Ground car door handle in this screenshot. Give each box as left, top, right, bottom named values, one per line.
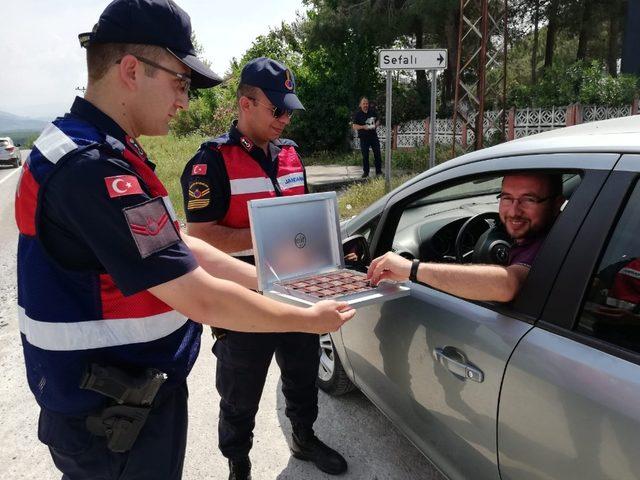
left=434, top=347, right=484, bottom=383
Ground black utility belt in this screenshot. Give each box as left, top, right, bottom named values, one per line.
left=80, top=364, right=168, bottom=453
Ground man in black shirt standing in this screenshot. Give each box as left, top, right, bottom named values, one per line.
left=352, top=96, right=382, bottom=178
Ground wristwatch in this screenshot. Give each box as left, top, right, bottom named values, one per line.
left=409, top=259, right=421, bottom=283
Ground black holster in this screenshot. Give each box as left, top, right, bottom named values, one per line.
left=86, top=405, right=150, bottom=453
left=80, top=364, right=167, bottom=453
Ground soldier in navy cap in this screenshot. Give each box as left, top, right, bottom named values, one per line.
left=16, top=3, right=354, bottom=479
left=180, top=57, right=349, bottom=479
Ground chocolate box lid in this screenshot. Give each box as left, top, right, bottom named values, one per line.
left=248, top=192, right=344, bottom=292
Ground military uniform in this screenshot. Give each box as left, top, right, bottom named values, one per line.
left=17, top=97, right=200, bottom=478
left=181, top=122, right=319, bottom=461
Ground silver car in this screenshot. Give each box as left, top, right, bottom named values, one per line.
left=320, top=115, right=640, bottom=480
left=0, top=137, right=22, bottom=168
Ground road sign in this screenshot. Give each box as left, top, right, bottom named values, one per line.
left=378, top=49, right=448, bottom=189
left=378, top=49, right=447, bottom=70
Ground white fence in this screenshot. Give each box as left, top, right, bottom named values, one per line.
left=352, top=102, right=638, bottom=150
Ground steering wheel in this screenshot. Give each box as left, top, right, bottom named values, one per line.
left=454, top=212, right=511, bottom=265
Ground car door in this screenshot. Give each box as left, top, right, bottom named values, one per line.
left=339, top=154, right=618, bottom=480
left=498, top=154, right=640, bottom=480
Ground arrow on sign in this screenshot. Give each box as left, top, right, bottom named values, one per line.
left=438, top=54, right=444, bottom=65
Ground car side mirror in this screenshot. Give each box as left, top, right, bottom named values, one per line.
left=343, top=234, right=371, bottom=272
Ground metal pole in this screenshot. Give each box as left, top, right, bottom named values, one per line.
left=385, top=70, right=392, bottom=192
left=429, top=69, right=437, bottom=169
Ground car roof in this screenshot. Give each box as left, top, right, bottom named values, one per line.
left=345, top=115, right=640, bottom=231
left=408, top=115, right=640, bottom=185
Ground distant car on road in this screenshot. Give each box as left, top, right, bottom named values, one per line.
left=0, top=137, right=22, bottom=168
left=321, top=115, right=640, bottom=480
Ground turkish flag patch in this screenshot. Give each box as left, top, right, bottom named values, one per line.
left=105, top=175, right=144, bottom=198
left=123, top=197, right=180, bottom=258
left=192, top=164, right=207, bottom=175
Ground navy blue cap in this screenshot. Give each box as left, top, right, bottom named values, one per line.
left=240, top=57, right=304, bottom=111
left=79, top=0, right=221, bottom=89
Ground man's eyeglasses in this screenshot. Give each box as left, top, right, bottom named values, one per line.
left=117, top=55, right=191, bottom=94
left=497, top=193, right=555, bottom=208
left=247, top=97, right=294, bottom=119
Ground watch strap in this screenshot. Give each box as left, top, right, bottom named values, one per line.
left=409, top=258, right=420, bottom=283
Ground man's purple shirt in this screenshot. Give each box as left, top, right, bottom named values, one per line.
left=509, top=235, right=545, bottom=268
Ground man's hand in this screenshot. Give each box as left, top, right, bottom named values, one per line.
left=305, top=301, right=356, bottom=333
left=367, top=252, right=412, bottom=286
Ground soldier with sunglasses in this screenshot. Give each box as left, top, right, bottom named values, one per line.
left=180, top=57, right=348, bottom=480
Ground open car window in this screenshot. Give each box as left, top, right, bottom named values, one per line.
left=392, top=171, right=580, bottom=265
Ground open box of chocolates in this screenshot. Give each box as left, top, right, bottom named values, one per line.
left=279, top=270, right=374, bottom=300
left=248, top=192, right=410, bottom=308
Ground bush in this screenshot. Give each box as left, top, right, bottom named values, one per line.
left=508, top=60, right=639, bottom=108
left=171, top=87, right=235, bottom=138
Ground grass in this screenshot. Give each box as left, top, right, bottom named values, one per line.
left=139, top=133, right=451, bottom=222
left=139, top=133, right=207, bottom=220
left=338, top=174, right=414, bottom=218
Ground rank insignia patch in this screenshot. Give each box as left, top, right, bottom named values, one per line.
left=192, top=164, right=207, bottom=175
left=123, top=197, right=180, bottom=258
left=240, top=136, right=253, bottom=151
left=188, top=180, right=211, bottom=210
left=125, top=135, right=147, bottom=159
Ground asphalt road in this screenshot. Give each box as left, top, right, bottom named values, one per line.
left=0, top=150, right=444, bottom=479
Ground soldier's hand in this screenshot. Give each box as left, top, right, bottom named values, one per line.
left=305, top=300, right=355, bottom=333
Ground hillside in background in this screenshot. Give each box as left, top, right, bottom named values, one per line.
left=0, top=111, right=47, bottom=134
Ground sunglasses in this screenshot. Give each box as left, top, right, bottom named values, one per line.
left=117, top=55, right=191, bottom=94
left=247, top=97, right=294, bottom=119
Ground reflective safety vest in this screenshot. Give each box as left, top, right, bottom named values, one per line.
left=606, top=258, right=640, bottom=312
left=15, top=119, right=201, bottom=415
left=207, top=137, right=306, bottom=230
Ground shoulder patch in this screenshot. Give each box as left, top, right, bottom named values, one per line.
left=123, top=197, right=180, bottom=258
left=187, top=180, right=211, bottom=210
left=105, top=175, right=144, bottom=198
left=192, top=164, right=207, bottom=176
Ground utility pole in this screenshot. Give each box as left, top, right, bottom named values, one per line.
left=452, top=0, right=508, bottom=155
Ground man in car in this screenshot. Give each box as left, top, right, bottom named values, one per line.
left=367, top=172, right=565, bottom=302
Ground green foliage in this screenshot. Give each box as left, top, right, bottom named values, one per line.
left=171, top=87, right=235, bottom=138
left=2, top=131, right=40, bottom=147
left=508, top=60, right=639, bottom=107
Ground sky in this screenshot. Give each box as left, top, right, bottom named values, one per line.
left=0, top=0, right=306, bottom=119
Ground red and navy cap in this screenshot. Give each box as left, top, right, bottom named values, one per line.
left=240, top=57, right=305, bottom=111
left=78, top=0, right=222, bottom=89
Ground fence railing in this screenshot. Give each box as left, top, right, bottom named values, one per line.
left=352, top=99, right=639, bottom=150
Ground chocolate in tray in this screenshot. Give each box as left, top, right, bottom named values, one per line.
left=278, top=269, right=374, bottom=299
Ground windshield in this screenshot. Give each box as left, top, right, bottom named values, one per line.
left=407, top=176, right=503, bottom=208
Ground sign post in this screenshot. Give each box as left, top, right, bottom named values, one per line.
left=384, top=70, right=393, bottom=192
left=378, top=49, right=447, bottom=190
